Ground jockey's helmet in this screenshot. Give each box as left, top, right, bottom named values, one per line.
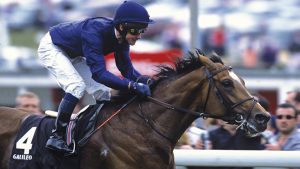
left=113, top=1, right=154, bottom=42
left=113, top=1, right=154, bottom=26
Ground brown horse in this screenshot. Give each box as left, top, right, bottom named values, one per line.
left=0, top=50, right=270, bottom=169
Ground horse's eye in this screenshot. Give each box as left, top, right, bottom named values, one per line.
left=221, top=80, right=233, bottom=88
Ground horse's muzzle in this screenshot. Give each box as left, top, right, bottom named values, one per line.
left=254, top=113, right=270, bottom=125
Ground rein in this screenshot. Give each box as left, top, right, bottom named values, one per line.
left=78, top=96, right=137, bottom=146
left=136, top=65, right=257, bottom=144
left=139, top=96, right=207, bottom=145
left=145, top=65, right=256, bottom=122
left=84, top=65, right=257, bottom=145
left=147, top=96, right=204, bottom=118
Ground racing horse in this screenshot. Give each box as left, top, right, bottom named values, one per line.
left=0, top=50, right=270, bottom=169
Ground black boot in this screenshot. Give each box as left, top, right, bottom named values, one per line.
left=46, top=133, right=73, bottom=153
left=46, top=98, right=77, bottom=153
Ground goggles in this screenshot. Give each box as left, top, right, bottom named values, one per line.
left=127, top=28, right=147, bottom=35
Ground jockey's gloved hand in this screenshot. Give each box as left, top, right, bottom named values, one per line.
left=129, top=82, right=151, bottom=97
left=136, top=75, right=154, bottom=86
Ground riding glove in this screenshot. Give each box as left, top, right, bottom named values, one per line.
left=129, top=82, right=151, bottom=97
left=137, top=75, right=154, bottom=86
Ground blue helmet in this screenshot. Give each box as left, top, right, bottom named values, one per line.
left=114, top=1, right=154, bottom=25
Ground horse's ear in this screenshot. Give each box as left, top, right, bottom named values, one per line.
left=195, top=50, right=216, bottom=69
left=209, top=52, right=224, bottom=64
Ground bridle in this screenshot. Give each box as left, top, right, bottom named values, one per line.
left=146, top=65, right=256, bottom=123
left=137, top=65, right=257, bottom=144
left=202, top=66, right=257, bottom=124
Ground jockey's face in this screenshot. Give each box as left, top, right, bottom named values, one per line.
left=125, top=31, right=142, bottom=45
left=118, top=24, right=146, bottom=45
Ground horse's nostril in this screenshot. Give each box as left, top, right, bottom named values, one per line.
left=255, top=114, right=270, bottom=124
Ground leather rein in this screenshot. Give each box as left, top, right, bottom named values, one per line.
left=87, top=65, right=256, bottom=145
left=146, top=66, right=256, bottom=123
left=137, top=66, right=257, bottom=144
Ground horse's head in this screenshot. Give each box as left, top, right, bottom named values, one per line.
left=196, top=51, right=270, bottom=136
left=153, top=49, right=270, bottom=137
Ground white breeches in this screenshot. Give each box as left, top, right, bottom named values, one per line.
left=38, top=32, right=111, bottom=101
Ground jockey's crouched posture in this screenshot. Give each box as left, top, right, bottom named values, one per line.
left=38, top=1, right=154, bottom=153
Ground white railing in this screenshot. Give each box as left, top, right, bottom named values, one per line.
left=174, top=150, right=300, bottom=167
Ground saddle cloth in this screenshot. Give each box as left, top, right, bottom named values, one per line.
left=9, top=115, right=62, bottom=169
left=9, top=103, right=102, bottom=169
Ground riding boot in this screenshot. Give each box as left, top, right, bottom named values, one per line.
left=46, top=94, right=79, bottom=153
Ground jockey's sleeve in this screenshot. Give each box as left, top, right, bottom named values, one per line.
left=82, top=29, right=141, bottom=90
left=82, top=37, right=132, bottom=90
left=114, top=50, right=141, bottom=80
left=93, top=69, right=131, bottom=90
left=85, top=50, right=131, bottom=90
left=86, top=52, right=132, bottom=90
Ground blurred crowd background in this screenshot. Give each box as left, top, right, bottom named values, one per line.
left=2, top=1, right=300, bottom=169
left=1, top=0, right=300, bottom=112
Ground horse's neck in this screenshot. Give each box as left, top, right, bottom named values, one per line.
left=144, top=69, right=208, bottom=144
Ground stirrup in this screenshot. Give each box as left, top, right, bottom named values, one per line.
left=65, top=139, right=77, bottom=157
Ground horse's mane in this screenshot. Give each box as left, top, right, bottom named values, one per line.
left=110, top=49, right=224, bottom=103
left=154, top=49, right=224, bottom=81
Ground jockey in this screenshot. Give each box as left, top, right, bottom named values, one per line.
left=38, top=1, right=154, bottom=153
